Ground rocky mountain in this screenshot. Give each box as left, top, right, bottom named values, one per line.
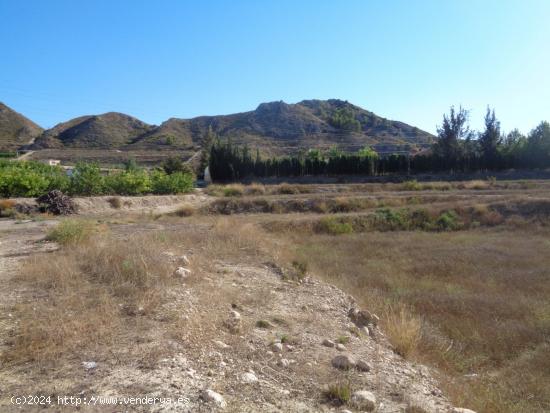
left=19, top=99, right=434, bottom=155
left=0, top=103, right=44, bottom=151
left=133, top=99, right=434, bottom=154
left=31, top=112, right=154, bottom=149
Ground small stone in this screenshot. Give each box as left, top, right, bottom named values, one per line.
left=331, top=354, right=356, bottom=370
left=340, top=410, right=353, bottom=413
left=241, top=372, right=258, bottom=383
left=224, top=310, right=241, bottom=333
left=452, top=409, right=477, bottom=413
left=271, top=342, right=283, bottom=353
left=336, top=343, right=347, bottom=351
left=322, top=338, right=335, bottom=348
left=356, top=360, right=371, bottom=372
left=351, top=390, right=376, bottom=411
left=82, top=361, right=97, bottom=370
left=174, top=267, right=191, bottom=278
left=213, top=340, right=230, bottom=349
left=181, top=255, right=190, bottom=264
left=201, top=389, right=226, bottom=408
left=278, top=358, right=290, bottom=368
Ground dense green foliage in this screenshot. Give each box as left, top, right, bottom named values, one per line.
left=0, top=160, right=195, bottom=198
left=209, top=108, right=550, bottom=181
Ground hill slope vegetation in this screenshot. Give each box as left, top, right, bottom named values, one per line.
left=0, top=103, right=43, bottom=151
left=22, top=99, right=433, bottom=155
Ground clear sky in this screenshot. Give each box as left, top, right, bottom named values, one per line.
left=1, top=0, right=548, bottom=134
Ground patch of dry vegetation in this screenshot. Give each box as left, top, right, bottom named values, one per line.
left=285, top=226, right=550, bottom=413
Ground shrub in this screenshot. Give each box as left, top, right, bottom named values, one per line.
left=104, top=169, right=151, bottom=195
left=276, top=183, right=300, bottom=194
left=246, top=183, right=265, bottom=195
left=0, top=161, right=69, bottom=197
left=383, top=305, right=422, bottom=358
left=436, top=210, right=461, bottom=231
left=255, top=320, right=272, bottom=329
left=151, top=171, right=194, bottom=194
left=46, top=220, right=97, bottom=245
left=374, top=208, right=407, bottom=230
left=108, top=197, right=122, bottom=209
left=223, top=184, right=244, bottom=197
left=402, top=180, right=422, bottom=191
left=69, top=162, right=104, bottom=195
left=318, top=217, right=354, bottom=235
left=291, top=260, right=308, bottom=279
left=173, top=204, right=195, bottom=217
left=324, top=382, right=351, bottom=405
left=0, top=199, right=16, bottom=217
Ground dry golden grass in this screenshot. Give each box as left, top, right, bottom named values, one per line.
left=382, top=305, right=422, bottom=358
left=283, top=225, right=550, bottom=413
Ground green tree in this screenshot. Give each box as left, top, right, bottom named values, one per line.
left=199, top=126, right=216, bottom=177
left=478, top=107, right=501, bottom=169
left=434, top=106, right=473, bottom=168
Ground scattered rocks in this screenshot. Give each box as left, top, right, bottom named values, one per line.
left=356, top=360, right=371, bottom=372
left=452, top=408, right=477, bottom=413
left=174, top=267, right=191, bottom=278
left=201, top=389, right=226, bottom=408
left=348, top=307, right=379, bottom=327
left=213, top=340, right=230, bottom=349
left=351, top=390, right=377, bottom=411
left=331, top=354, right=356, bottom=370
left=82, top=361, right=97, bottom=370
left=224, top=310, right=241, bottom=333
left=336, top=343, right=347, bottom=351
left=241, top=372, right=258, bottom=383
left=322, top=338, right=335, bottom=348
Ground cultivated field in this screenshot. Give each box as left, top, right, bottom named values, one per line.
left=0, top=178, right=549, bottom=412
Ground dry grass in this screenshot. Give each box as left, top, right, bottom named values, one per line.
left=382, top=305, right=422, bottom=358
left=107, top=196, right=122, bottom=209
left=0, top=199, right=16, bottom=217
left=173, top=203, right=195, bottom=217
left=284, top=226, right=550, bottom=413
left=45, top=219, right=100, bottom=245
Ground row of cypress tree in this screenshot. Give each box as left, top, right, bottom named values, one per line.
left=206, top=107, right=550, bottom=181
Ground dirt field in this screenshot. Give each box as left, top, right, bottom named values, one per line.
left=1, top=179, right=549, bottom=412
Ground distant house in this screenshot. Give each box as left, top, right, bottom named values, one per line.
left=41, top=159, right=61, bottom=166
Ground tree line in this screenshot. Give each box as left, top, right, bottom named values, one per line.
left=206, top=107, right=550, bottom=181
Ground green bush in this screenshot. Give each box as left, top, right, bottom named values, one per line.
left=151, top=171, right=194, bottom=194
left=69, top=162, right=104, bottom=196
left=105, top=169, right=151, bottom=195
left=318, top=217, right=354, bottom=235
left=436, top=210, right=461, bottom=230
left=402, top=180, right=422, bottom=191
left=0, top=161, right=69, bottom=197
left=374, top=208, right=407, bottom=230
left=46, top=220, right=96, bottom=245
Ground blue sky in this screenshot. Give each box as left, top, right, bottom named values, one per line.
left=0, top=0, right=548, bottom=134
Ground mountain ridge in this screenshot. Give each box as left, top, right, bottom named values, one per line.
left=1, top=100, right=435, bottom=154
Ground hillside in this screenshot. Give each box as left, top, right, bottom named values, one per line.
left=134, top=99, right=434, bottom=154
left=31, top=112, right=155, bottom=149
left=27, top=100, right=434, bottom=155
left=0, top=103, right=43, bottom=151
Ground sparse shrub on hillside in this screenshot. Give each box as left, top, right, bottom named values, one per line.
left=246, top=183, right=266, bottom=195
left=436, top=210, right=461, bottom=231
left=108, top=197, right=122, bottom=209
left=323, top=382, right=352, bottom=405
left=173, top=204, right=195, bottom=217
left=383, top=305, right=422, bottom=358
left=402, top=180, right=422, bottom=191
left=276, top=183, right=300, bottom=194
left=374, top=208, right=407, bottom=230
left=0, top=199, right=16, bottom=217
left=223, top=184, right=244, bottom=197
left=318, top=217, right=354, bottom=235
left=46, top=219, right=97, bottom=245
